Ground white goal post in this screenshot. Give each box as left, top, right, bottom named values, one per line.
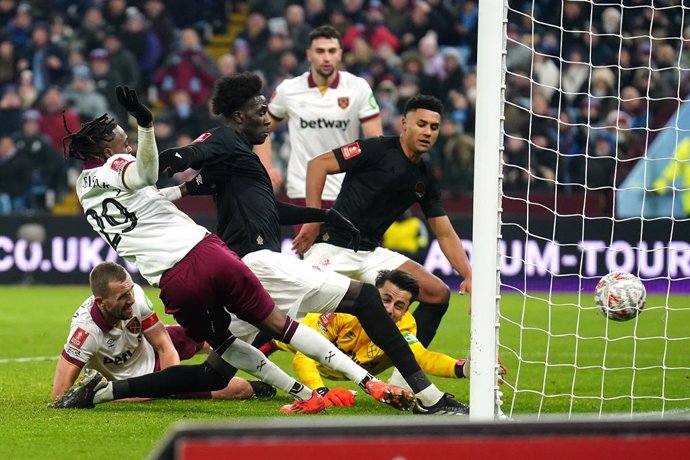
left=470, top=0, right=690, bottom=419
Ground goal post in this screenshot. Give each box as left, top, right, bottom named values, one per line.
left=470, top=0, right=690, bottom=419
left=470, top=0, right=507, bottom=420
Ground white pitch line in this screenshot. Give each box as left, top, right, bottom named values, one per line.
left=0, top=356, right=58, bottom=364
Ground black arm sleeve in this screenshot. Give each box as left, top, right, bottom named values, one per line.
left=275, top=200, right=328, bottom=225
left=158, top=144, right=206, bottom=175
left=185, top=172, right=216, bottom=196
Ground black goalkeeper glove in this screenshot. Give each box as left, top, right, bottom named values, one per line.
left=325, top=209, right=360, bottom=252
left=158, top=146, right=204, bottom=177
left=115, top=85, right=152, bottom=127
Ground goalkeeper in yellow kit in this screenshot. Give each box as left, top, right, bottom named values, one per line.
left=263, top=270, right=496, bottom=406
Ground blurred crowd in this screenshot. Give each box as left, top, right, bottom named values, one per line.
left=0, top=0, right=688, bottom=216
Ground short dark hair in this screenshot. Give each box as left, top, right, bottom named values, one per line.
left=374, top=269, right=420, bottom=303
left=403, top=95, right=444, bottom=116
left=89, top=262, right=128, bottom=297
left=211, top=71, right=263, bottom=118
left=308, top=25, right=342, bottom=48
left=62, top=113, right=117, bottom=162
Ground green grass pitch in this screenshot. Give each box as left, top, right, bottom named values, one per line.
left=0, top=286, right=688, bottom=459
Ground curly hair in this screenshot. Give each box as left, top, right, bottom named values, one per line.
left=211, top=72, right=263, bottom=118
left=375, top=269, right=420, bottom=303
left=403, top=95, right=444, bottom=116
left=62, top=113, right=117, bottom=162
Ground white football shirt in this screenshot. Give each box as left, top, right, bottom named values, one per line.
left=60, top=283, right=162, bottom=381
left=268, top=71, right=380, bottom=200
left=76, top=154, right=208, bottom=286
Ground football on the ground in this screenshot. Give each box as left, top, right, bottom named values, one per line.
left=594, top=272, right=646, bottom=321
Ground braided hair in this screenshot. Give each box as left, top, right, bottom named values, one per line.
left=62, top=113, right=117, bottom=162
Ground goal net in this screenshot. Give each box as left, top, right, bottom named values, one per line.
left=471, top=0, right=690, bottom=419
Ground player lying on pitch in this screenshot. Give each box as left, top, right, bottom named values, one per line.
left=51, top=262, right=277, bottom=403
left=262, top=269, right=506, bottom=406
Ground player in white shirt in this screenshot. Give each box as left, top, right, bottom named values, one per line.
left=51, top=86, right=384, bottom=413
left=51, top=262, right=274, bottom=401
left=256, top=25, right=382, bottom=204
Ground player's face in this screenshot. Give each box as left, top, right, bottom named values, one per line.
left=379, top=281, right=413, bottom=323
left=401, top=109, right=441, bottom=155
left=307, top=37, right=342, bottom=80
left=104, top=125, right=132, bottom=157
left=240, top=95, right=271, bottom=145
left=99, top=275, right=136, bottom=321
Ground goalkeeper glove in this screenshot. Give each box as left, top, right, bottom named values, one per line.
left=315, top=387, right=356, bottom=407
left=325, top=209, right=360, bottom=252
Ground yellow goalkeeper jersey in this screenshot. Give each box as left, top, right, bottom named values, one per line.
left=277, top=312, right=459, bottom=389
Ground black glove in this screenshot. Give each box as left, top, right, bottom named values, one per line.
left=158, top=146, right=205, bottom=177
left=116, top=85, right=152, bottom=127
left=325, top=209, right=360, bottom=252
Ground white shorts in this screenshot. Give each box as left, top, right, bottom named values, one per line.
left=304, top=243, right=409, bottom=285
left=228, top=249, right=351, bottom=343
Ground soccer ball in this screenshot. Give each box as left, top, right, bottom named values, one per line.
left=594, top=272, right=646, bottom=321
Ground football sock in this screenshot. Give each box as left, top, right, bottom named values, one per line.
left=284, top=320, right=370, bottom=385
left=219, top=336, right=313, bottom=400
left=343, top=283, right=433, bottom=393
left=412, top=302, right=449, bottom=347
left=111, top=361, right=232, bottom=400
left=415, top=384, right=445, bottom=407
left=94, top=382, right=113, bottom=404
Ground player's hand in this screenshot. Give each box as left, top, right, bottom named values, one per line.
left=325, top=209, right=360, bottom=252
left=459, top=276, right=472, bottom=295
left=115, top=85, right=152, bottom=127
left=321, top=387, right=356, bottom=407
left=292, top=222, right=320, bottom=255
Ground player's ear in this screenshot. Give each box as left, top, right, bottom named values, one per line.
left=232, top=111, right=243, bottom=124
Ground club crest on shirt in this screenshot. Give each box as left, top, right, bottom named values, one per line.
left=341, top=142, right=361, bottom=160
left=69, top=327, right=89, bottom=349
left=337, top=97, right=349, bottom=109
left=415, top=181, right=426, bottom=198
left=193, top=132, right=212, bottom=143
left=126, top=317, right=142, bottom=334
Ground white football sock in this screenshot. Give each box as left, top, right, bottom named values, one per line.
left=287, top=323, right=369, bottom=385
left=220, top=338, right=312, bottom=400
left=415, top=384, right=444, bottom=406
left=93, top=382, right=114, bottom=404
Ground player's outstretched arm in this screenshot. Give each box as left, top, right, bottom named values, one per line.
left=51, top=357, right=83, bottom=400
left=427, top=215, right=473, bottom=295
left=304, top=150, right=341, bottom=209
left=116, top=86, right=159, bottom=188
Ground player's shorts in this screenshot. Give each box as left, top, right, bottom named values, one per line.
left=304, top=243, right=410, bottom=284
left=158, top=234, right=275, bottom=343
left=228, top=249, right=351, bottom=343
